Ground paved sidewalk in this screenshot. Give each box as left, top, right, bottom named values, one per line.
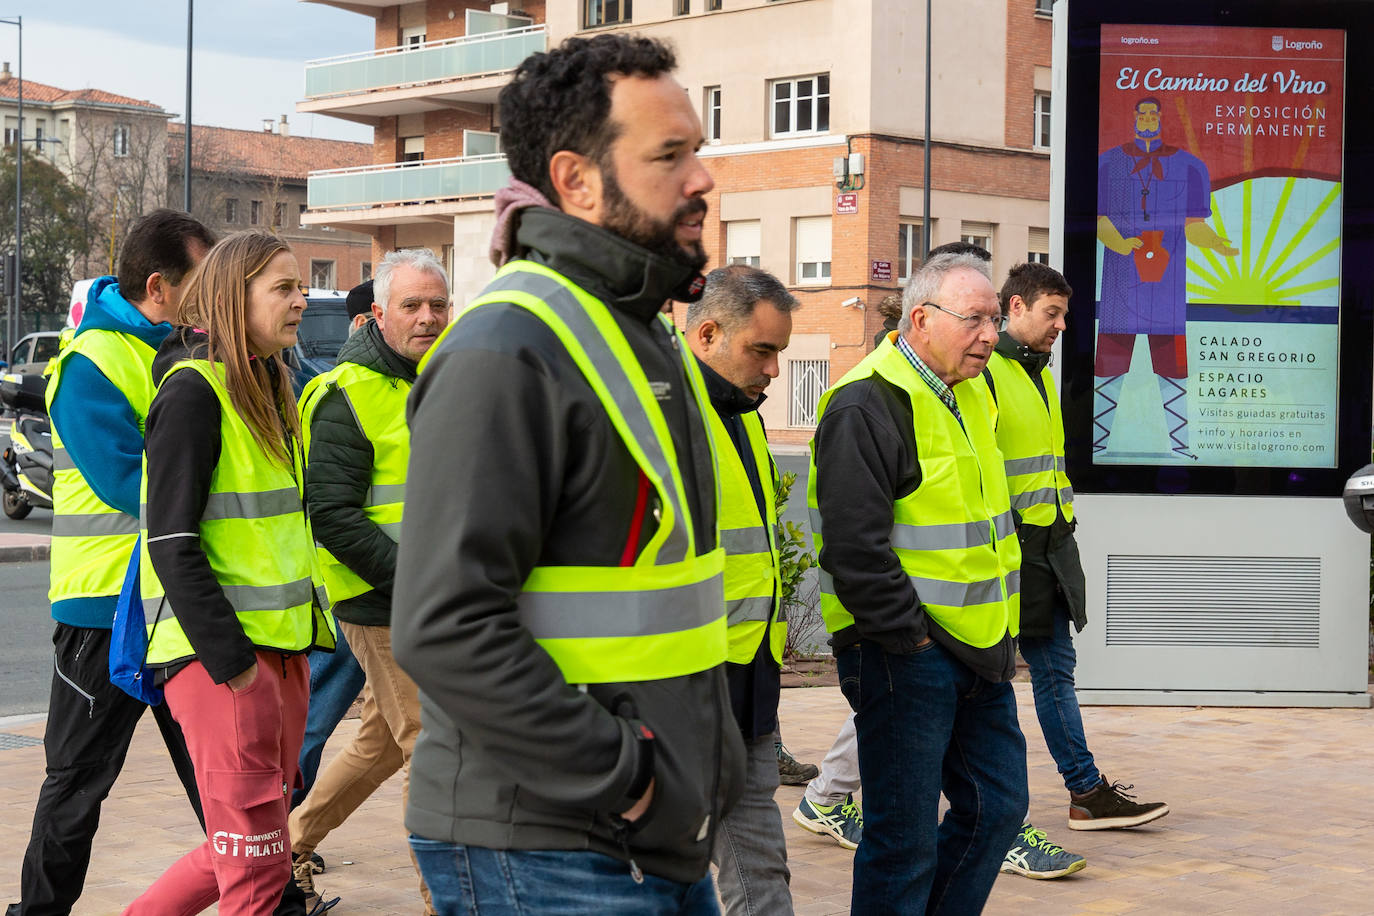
left=1, top=682, right=1371, bottom=914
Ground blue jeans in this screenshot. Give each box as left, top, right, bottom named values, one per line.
left=838, top=639, right=1027, bottom=915
left=291, top=624, right=366, bottom=808
left=1017, top=603, right=1101, bottom=795
left=409, top=840, right=720, bottom=915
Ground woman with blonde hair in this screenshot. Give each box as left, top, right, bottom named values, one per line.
left=123, top=230, right=336, bottom=915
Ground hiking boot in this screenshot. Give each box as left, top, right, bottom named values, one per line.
left=1000, top=823, right=1087, bottom=879
left=792, top=794, right=863, bottom=850
left=776, top=741, right=819, bottom=786
left=308, top=851, right=326, bottom=874
left=1068, top=777, right=1169, bottom=830
left=292, top=853, right=341, bottom=914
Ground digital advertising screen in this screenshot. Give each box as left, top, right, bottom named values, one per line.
left=1094, top=25, right=1344, bottom=469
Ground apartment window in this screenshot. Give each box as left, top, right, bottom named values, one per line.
left=706, top=0, right=722, bottom=9
left=789, top=359, right=829, bottom=428
left=401, top=26, right=427, bottom=49
left=675, top=0, right=689, bottom=14
left=704, top=86, right=722, bottom=143
left=402, top=136, right=425, bottom=164
left=311, top=259, right=337, bottom=290
left=1034, top=92, right=1052, bottom=149
left=1035, top=0, right=1054, bottom=15
left=250, top=200, right=263, bottom=226
left=274, top=202, right=288, bottom=228
left=361, top=261, right=373, bottom=282
left=726, top=220, right=761, bottom=268
left=898, top=220, right=925, bottom=282
left=113, top=123, right=130, bottom=157
left=4, top=116, right=17, bottom=147
left=58, top=118, right=71, bottom=147
left=961, top=222, right=993, bottom=257
left=1028, top=227, right=1050, bottom=265
left=299, top=203, right=309, bottom=222
left=771, top=74, right=829, bottom=138
left=795, top=216, right=832, bottom=284
left=585, top=0, right=632, bottom=27
left=224, top=198, right=239, bottom=223
left=34, top=119, right=44, bottom=148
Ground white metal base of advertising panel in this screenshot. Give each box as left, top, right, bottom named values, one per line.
left=1072, top=494, right=1371, bottom=708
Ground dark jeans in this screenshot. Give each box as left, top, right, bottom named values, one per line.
left=291, top=625, right=365, bottom=809
left=409, top=841, right=719, bottom=915
left=8, top=623, right=203, bottom=916
left=837, top=638, right=1027, bottom=916
left=1017, top=603, right=1101, bottom=796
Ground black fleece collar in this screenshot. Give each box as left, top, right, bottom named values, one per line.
left=516, top=208, right=706, bottom=325
left=697, top=357, right=765, bottom=418
left=995, top=330, right=1052, bottom=374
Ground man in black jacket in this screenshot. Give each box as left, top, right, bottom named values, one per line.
left=392, top=33, right=744, bottom=915
left=290, top=250, right=450, bottom=913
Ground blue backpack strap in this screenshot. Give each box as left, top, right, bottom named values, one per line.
left=109, top=536, right=163, bottom=705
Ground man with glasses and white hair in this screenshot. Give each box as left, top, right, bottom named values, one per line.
left=807, top=251, right=1027, bottom=913
left=289, top=248, right=451, bottom=913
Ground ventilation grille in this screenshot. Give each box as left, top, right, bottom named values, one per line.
left=1104, top=555, right=1320, bottom=648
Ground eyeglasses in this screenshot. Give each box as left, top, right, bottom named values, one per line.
left=921, top=301, right=1008, bottom=333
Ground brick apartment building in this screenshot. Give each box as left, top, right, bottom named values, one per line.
left=298, top=0, right=1053, bottom=443
left=168, top=121, right=373, bottom=291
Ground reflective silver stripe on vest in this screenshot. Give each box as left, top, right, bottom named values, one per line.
left=808, top=508, right=823, bottom=537
left=53, top=447, right=78, bottom=472
left=490, top=271, right=692, bottom=564
left=1059, top=485, right=1074, bottom=505
left=367, top=483, right=406, bottom=507
left=727, top=595, right=774, bottom=626
left=890, top=510, right=1015, bottom=551
left=721, top=526, right=770, bottom=555
left=202, top=488, right=302, bottom=521
left=51, top=512, right=139, bottom=538
left=518, top=575, right=722, bottom=639
left=377, top=520, right=402, bottom=540
left=145, top=576, right=315, bottom=619
left=821, top=569, right=1013, bottom=608
left=1003, top=453, right=1056, bottom=476
left=1010, top=487, right=1058, bottom=513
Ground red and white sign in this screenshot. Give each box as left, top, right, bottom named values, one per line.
left=870, top=260, right=893, bottom=282
left=835, top=193, right=859, bottom=215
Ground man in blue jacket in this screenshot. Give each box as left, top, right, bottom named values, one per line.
left=7, top=209, right=214, bottom=916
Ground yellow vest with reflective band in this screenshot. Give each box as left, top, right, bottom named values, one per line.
left=705, top=406, right=784, bottom=665
left=422, top=260, right=727, bottom=685
left=807, top=338, right=1020, bottom=647
left=985, top=351, right=1074, bottom=527
left=299, top=362, right=410, bottom=607
left=45, top=329, right=156, bottom=604
left=140, top=359, right=336, bottom=666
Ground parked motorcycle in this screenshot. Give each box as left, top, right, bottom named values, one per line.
left=1, top=372, right=53, bottom=520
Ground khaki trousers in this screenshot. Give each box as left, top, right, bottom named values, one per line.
left=288, top=620, right=433, bottom=913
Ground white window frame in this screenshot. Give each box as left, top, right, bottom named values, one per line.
left=961, top=222, right=993, bottom=258
left=1034, top=91, right=1052, bottom=150
left=726, top=220, right=761, bottom=268
left=674, top=0, right=689, bottom=15
left=1035, top=0, right=1054, bottom=16
left=585, top=0, right=632, bottom=28
left=401, top=26, right=427, bottom=49
left=310, top=259, right=337, bottom=290
left=789, top=359, right=830, bottom=428
left=770, top=74, right=830, bottom=139
left=112, top=123, right=130, bottom=158
left=898, top=220, right=925, bottom=282
left=1027, top=226, right=1050, bottom=265
left=795, top=216, right=832, bottom=285
left=704, top=86, right=722, bottom=143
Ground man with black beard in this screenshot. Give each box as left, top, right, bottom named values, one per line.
left=392, top=34, right=744, bottom=915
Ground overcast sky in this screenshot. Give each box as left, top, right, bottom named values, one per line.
left=4, top=1, right=374, bottom=143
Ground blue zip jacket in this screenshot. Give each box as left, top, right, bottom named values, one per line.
left=49, top=276, right=172, bottom=628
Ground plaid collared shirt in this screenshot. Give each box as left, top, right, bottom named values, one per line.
left=895, top=333, right=963, bottom=426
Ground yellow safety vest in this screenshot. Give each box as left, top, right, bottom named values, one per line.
left=299, top=362, right=409, bottom=607
left=807, top=337, right=1020, bottom=647
left=985, top=351, right=1075, bottom=527
left=140, top=359, right=336, bottom=665
left=46, top=330, right=155, bottom=604
left=422, top=260, right=727, bottom=684
left=705, top=406, right=785, bottom=665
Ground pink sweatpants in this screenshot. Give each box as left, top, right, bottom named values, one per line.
left=122, top=651, right=309, bottom=916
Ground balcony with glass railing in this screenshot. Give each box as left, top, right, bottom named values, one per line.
left=307, top=154, right=510, bottom=213
left=304, top=24, right=545, bottom=101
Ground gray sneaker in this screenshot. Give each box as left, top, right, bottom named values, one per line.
left=1001, top=823, right=1087, bottom=879
left=792, top=794, right=863, bottom=850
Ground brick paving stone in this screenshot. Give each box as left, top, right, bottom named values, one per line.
left=1, top=682, right=1372, bottom=913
